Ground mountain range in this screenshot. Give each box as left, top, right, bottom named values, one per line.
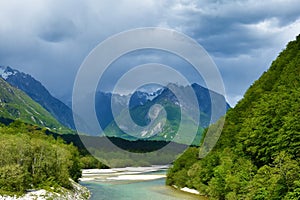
left=0, top=66, right=75, bottom=129
left=98, top=84, right=229, bottom=124
left=0, top=65, right=230, bottom=145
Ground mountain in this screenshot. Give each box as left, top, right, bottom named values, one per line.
left=95, top=92, right=129, bottom=130
left=95, top=88, right=164, bottom=130
left=166, top=35, right=300, bottom=199
left=103, top=83, right=230, bottom=145
left=129, top=88, right=164, bottom=108
left=0, top=77, right=66, bottom=131
left=149, top=83, right=230, bottom=127
left=0, top=66, right=75, bottom=129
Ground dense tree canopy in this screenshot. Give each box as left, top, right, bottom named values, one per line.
left=0, top=121, right=82, bottom=195
left=167, top=35, right=300, bottom=199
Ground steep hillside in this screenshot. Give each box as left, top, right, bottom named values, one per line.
left=0, top=66, right=75, bottom=129
left=0, top=78, right=66, bottom=131
left=166, top=35, right=300, bottom=199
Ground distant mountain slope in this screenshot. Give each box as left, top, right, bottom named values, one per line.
left=166, top=35, right=300, bottom=199
left=97, top=83, right=230, bottom=126
left=103, top=83, right=230, bottom=145
left=150, top=83, right=231, bottom=127
left=95, top=89, right=164, bottom=130
left=0, top=78, right=66, bottom=131
left=0, top=66, right=75, bottom=129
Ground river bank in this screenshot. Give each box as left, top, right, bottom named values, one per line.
left=0, top=179, right=90, bottom=200
left=0, top=166, right=205, bottom=200
left=80, top=165, right=169, bottom=182
left=80, top=165, right=207, bottom=200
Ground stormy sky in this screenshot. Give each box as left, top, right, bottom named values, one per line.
left=0, top=0, right=300, bottom=106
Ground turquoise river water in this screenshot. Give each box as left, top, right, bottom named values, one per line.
left=80, top=166, right=206, bottom=200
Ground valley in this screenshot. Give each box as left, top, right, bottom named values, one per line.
left=0, top=4, right=299, bottom=199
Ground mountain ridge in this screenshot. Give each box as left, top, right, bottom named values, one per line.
left=0, top=77, right=66, bottom=131
left=0, top=66, right=75, bottom=129
left=102, top=83, right=229, bottom=145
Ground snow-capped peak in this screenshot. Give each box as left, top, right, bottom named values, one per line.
left=145, top=88, right=164, bottom=101
left=136, top=87, right=164, bottom=101
left=0, top=66, right=17, bottom=80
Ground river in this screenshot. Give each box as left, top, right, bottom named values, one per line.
left=79, top=166, right=206, bottom=200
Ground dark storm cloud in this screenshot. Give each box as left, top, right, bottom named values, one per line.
left=0, top=0, right=299, bottom=106
left=38, top=19, right=77, bottom=43
left=161, top=0, right=300, bottom=56
left=158, top=0, right=300, bottom=105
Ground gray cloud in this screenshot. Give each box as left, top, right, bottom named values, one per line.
left=38, top=19, right=77, bottom=43
left=0, top=0, right=299, bottom=106
left=160, top=0, right=300, bottom=56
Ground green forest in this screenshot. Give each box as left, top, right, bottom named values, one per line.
left=166, top=35, right=300, bottom=199
left=0, top=72, right=108, bottom=196
left=0, top=120, right=105, bottom=196
left=0, top=121, right=81, bottom=195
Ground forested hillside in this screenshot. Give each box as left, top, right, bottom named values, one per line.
left=0, top=121, right=82, bottom=195
left=166, top=35, right=300, bottom=199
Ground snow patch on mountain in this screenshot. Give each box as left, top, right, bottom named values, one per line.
left=136, top=88, right=164, bottom=101
left=0, top=66, right=17, bottom=80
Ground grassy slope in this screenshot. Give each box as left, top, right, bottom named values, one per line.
left=0, top=78, right=69, bottom=132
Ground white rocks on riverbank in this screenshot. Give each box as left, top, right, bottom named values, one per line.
left=180, top=187, right=200, bottom=195
left=172, top=185, right=200, bottom=195
left=106, top=174, right=166, bottom=181
left=0, top=179, right=90, bottom=200
left=80, top=165, right=169, bottom=182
